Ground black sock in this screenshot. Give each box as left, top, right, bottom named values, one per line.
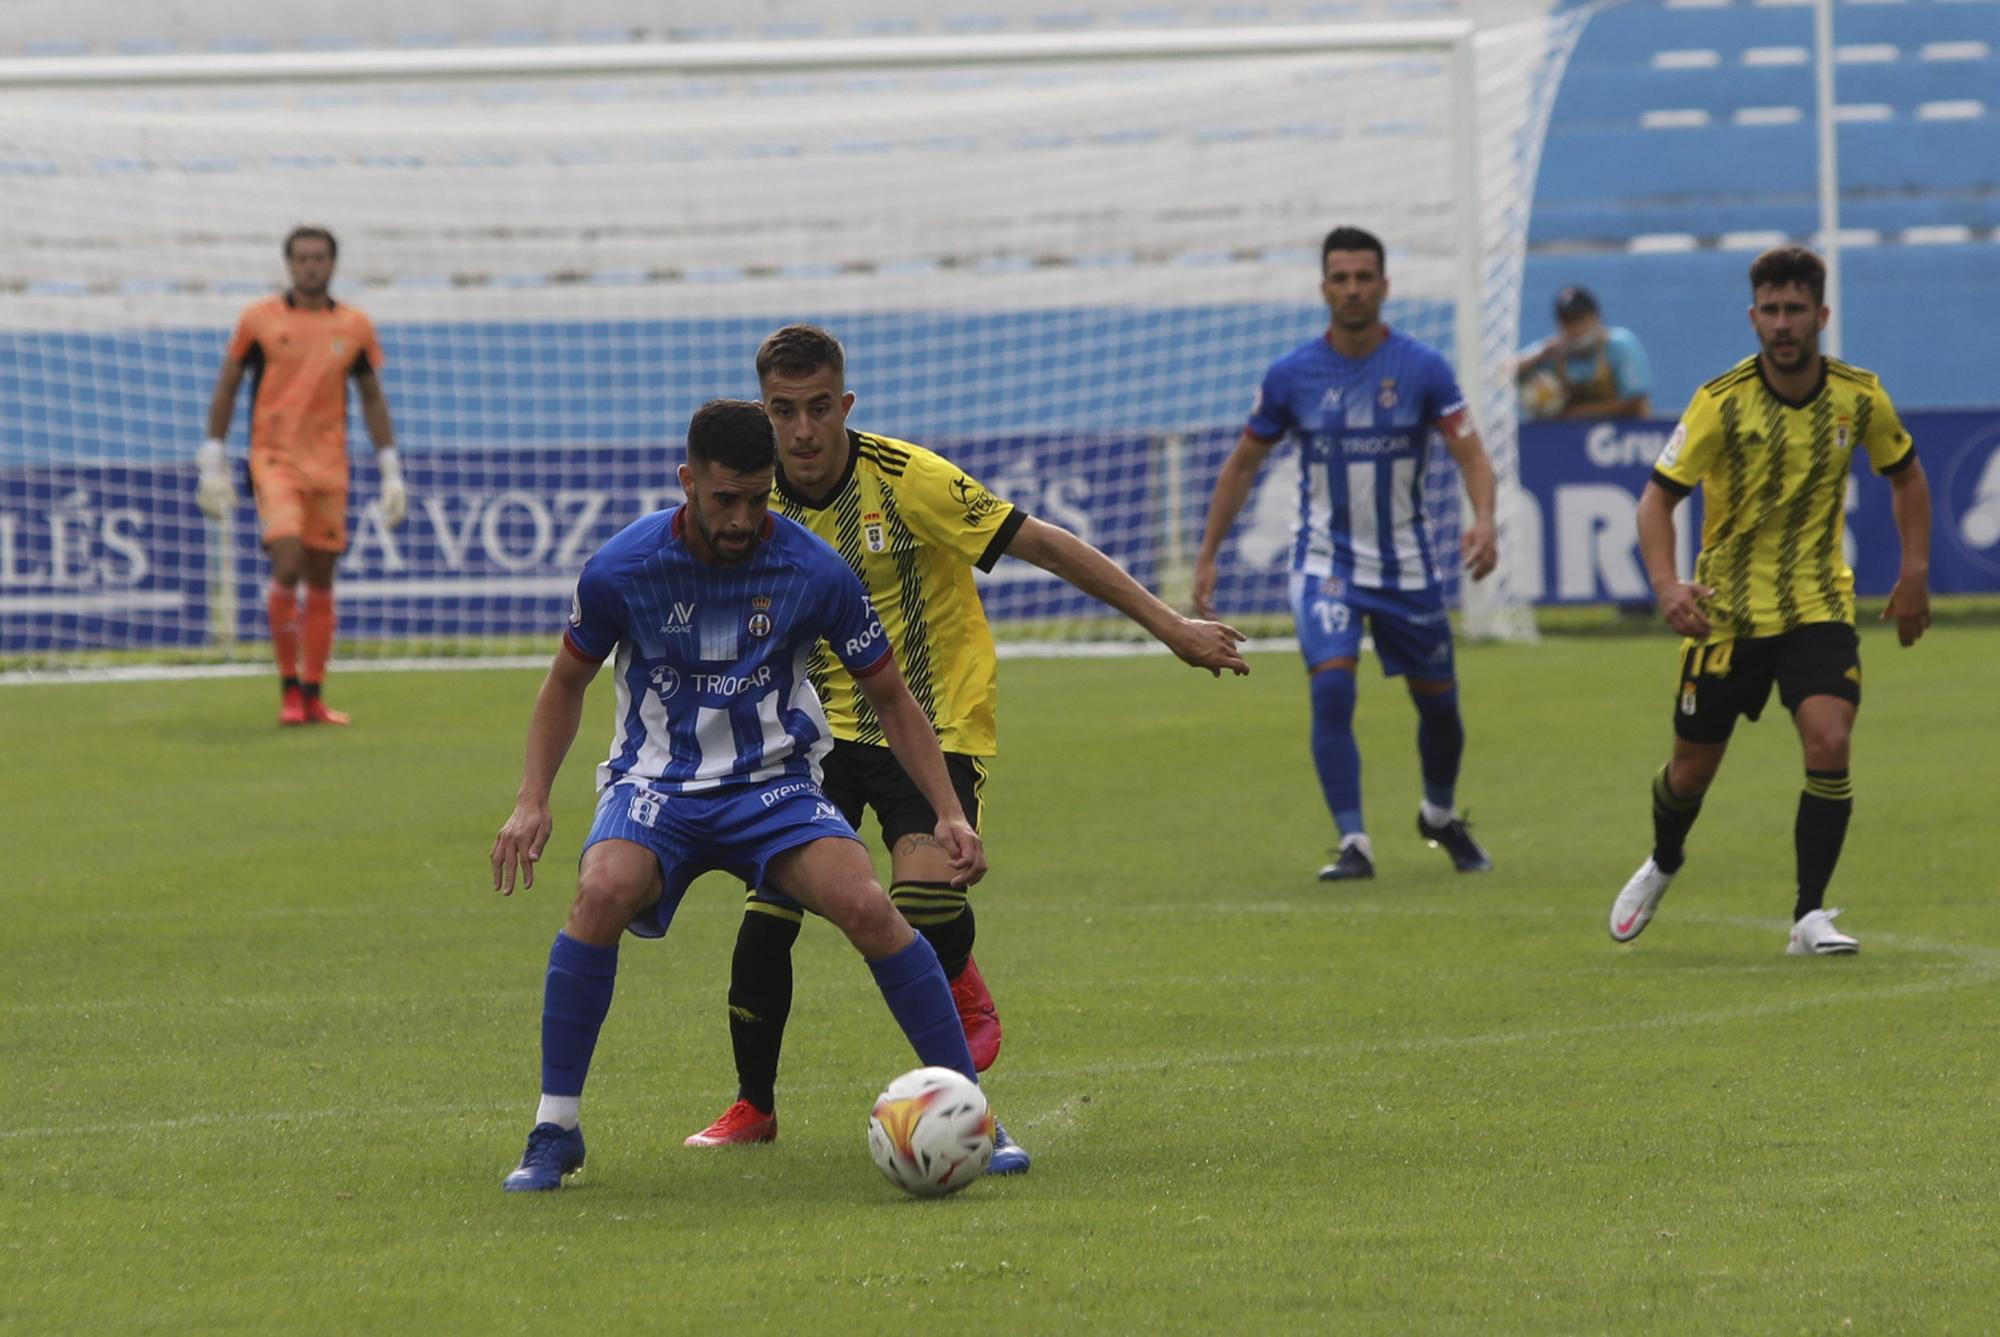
left=1651, top=764, right=1704, bottom=875
left=890, top=881, right=975, bottom=979
left=301, top=681, right=322, bottom=701
left=727, top=907, right=802, bottom=1113
left=281, top=676, right=301, bottom=695
left=1794, top=769, right=1854, bottom=920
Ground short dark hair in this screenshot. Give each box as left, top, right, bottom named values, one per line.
left=755, top=324, right=845, bottom=382
left=1748, top=246, right=1826, bottom=305
left=284, top=226, right=338, bottom=261
left=1321, top=226, right=1386, bottom=275
left=687, top=399, right=776, bottom=474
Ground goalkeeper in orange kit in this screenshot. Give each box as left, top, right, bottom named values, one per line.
left=195, top=226, right=406, bottom=725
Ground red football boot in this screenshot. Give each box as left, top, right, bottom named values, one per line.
left=684, top=1099, right=777, bottom=1147
left=950, top=956, right=1003, bottom=1073
left=303, top=695, right=350, bottom=726
left=278, top=684, right=307, bottom=726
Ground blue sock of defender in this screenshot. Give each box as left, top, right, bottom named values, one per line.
left=1412, top=685, right=1464, bottom=812
left=539, top=932, right=619, bottom=1115
left=1309, top=667, right=1365, bottom=836
left=867, top=934, right=976, bottom=1081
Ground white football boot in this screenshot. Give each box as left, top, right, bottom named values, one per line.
left=1609, top=857, right=1674, bottom=942
left=1787, top=907, right=1859, bottom=956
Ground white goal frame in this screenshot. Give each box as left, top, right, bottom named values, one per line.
left=1, top=19, right=1555, bottom=673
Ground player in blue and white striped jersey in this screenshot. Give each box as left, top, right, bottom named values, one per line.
left=1194, top=226, right=1500, bottom=883
left=489, top=399, right=987, bottom=1192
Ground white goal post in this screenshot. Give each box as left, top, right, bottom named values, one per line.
left=0, top=16, right=1583, bottom=670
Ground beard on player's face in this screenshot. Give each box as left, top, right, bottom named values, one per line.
left=682, top=462, right=772, bottom=564
left=691, top=498, right=758, bottom=561
left=1759, top=326, right=1816, bottom=370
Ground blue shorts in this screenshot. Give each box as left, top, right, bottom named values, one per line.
left=583, top=777, right=863, bottom=939
left=1288, top=573, right=1456, bottom=681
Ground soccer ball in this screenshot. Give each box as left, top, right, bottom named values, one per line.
left=1520, top=366, right=1570, bottom=420
left=867, top=1066, right=993, bottom=1197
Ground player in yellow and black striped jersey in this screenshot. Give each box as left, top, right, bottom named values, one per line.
left=1608, top=246, right=1933, bottom=958
left=682, top=325, right=1250, bottom=1165
left=1653, top=351, right=1913, bottom=639
left=776, top=427, right=1016, bottom=757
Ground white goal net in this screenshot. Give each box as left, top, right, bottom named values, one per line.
left=0, top=16, right=1583, bottom=670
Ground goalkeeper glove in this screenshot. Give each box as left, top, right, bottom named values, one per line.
left=195, top=438, right=235, bottom=521
left=376, top=447, right=408, bottom=528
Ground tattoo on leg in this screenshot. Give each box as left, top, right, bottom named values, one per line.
left=895, top=833, right=939, bottom=856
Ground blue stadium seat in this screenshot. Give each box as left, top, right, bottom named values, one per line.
left=1527, top=201, right=1816, bottom=249
left=1844, top=196, right=2000, bottom=236
left=1841, top=118, right=2000, bottom=193
left=1535, top=124, right=1817, bottom=204
left=1565, top=5, right=1809, bottom=66
left=1837, top=61, right=1999, bottom=111
left=1835, top=4, right=2000, bottom=48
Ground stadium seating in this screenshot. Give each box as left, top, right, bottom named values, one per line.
left=1526, top=0, right=2000, bottom=410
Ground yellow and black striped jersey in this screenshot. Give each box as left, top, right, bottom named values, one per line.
left=773, top=430, right=1025, bottom=755
left=1653, top=354, right=1914, bottom=641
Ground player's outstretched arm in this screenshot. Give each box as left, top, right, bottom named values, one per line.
left=1004, top=517, right=1248, bottom=676
left=1883, top=455, right=1933, bottom=648
left=1637, top=481, right=1713, bottom=640
left=1192, top=430, right=1278, bottom=620
left=853, top=657, right=987, bottom=888
left=492, top=648, right=600, bottom=895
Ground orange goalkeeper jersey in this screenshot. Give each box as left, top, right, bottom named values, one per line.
left=227, top=294, right=385, bottom=492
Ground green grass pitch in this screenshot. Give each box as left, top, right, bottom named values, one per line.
left=5, top=625, right=1996, bottom=1333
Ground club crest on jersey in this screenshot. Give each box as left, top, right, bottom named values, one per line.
left=746, top=596, right=773, bottom=639
left=649, top=665, right=681, bottom=699
left=1320, top=576, right=1346, bottom=598
left=1836, top=417, right=1851, bottom=451
left=331, top=339, right=346, bottom=355
left=1377, top=378, right=1398, bottom=411
left=863, top=512, right=886, bottom=553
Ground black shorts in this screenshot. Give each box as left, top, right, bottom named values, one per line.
left=745, top=740, right=987, bottom=908
left=819, top=739, right=986, bottom=845
left=1672, top=622, right=1862, bottom=745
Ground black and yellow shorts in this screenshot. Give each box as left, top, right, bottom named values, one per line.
left=1672, top=622, right=1862, bottom=745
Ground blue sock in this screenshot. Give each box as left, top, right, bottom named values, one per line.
left=866, top=934, right=976, bottom=1081
left=1412, top=685, right=1464, bottom=812
left=540, top=932, right=619, bottom=1099
left=1309, top=667, right=1364, bottom=836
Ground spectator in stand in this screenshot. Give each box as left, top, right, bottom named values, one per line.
left=1517, top=286, right=1653, bottom=421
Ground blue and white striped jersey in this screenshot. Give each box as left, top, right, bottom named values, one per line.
left=564, top=507, right=890, bottom=795
left=1246, top=328, right=1468, bottom=592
